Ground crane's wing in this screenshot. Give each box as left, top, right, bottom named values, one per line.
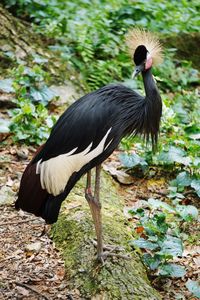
left=32, top=85, right=120, bottom=196
left=16, top=83, right=143, bottom=223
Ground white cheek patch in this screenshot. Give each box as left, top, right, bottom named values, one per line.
left=36, top=128, right=112, bottom=196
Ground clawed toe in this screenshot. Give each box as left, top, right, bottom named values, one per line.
left=92, top=240, right=124, bottom=251
left=92, top=239, right=131, bottom=263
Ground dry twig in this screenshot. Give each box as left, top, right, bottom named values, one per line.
left=0, top=217, right=42, bottom=226
left=14, top=281, right=50, bottom=300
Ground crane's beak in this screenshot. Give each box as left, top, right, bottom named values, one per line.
left=132, top=64, right=144, bottom=79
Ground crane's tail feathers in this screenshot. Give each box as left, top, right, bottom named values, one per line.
left=15, top=162, right=64, bottom=224
left=15, top=163, right=49, bottom=217
left=126, top=28, right=163, bottom=65
left=15, top=144, right=66, bottom=224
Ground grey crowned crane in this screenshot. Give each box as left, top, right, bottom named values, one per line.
left=15, top=29, right=163, bottom=262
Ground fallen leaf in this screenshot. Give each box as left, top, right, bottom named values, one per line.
left=103, top=164, right=134, bottom=184
left=183, top=246, right=200, bottom=257
left=193, top=257, right=200, bottom=267
left=16, top=286, right=29, bottom=296
left=136, top=226, right=145, bottom=234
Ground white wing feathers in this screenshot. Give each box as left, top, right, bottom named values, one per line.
left=36, top=128, right=112, bottom=196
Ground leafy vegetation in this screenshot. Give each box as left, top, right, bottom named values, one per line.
left=4, top=0, right=200, bottom=91
left=8, top=65, right=57, bottom=144
left=129, top=198, right=198, bottom=277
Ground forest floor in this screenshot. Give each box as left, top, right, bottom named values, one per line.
left=0, top=141, right=199, bottom=300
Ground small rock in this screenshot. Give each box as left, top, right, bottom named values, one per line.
left=16, top=148, right=29, bottom=160
left=0, top=186, right=16, bottom=206
left=25, top=241, right=42, bottom=253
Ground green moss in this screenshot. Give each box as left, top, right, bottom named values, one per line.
left=51, top=172, right=161, bottom=299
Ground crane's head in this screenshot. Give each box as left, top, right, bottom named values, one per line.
left=126, top=28, right=163, bottom=78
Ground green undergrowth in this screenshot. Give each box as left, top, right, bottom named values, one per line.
left=3, top=0, right=200, bottom=91
left=128, top=198, right=198, bottom=277
left=5, top=64, right=58, bottom=144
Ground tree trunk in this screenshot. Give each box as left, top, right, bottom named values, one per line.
left=51, top=172, right=161, bottom=300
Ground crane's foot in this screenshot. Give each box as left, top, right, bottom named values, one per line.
left=92, top=240, right=131, bottom=263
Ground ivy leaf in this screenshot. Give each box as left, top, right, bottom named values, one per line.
left=176, top=205, right=198, bottom=221
left=148, top=198, right=176, bottom=213
left=143, top=253, right=161, bottom=270
left=0, top=118, right=10, bottom=133
left=175, top=172, right=191, bottom=187
left=191, top=179, right=200, bottom=197
left=159, top=235, right=183, bottom=257
left=30, top=86, right=55, bottom=104
left=188, top=133, right=200, bottom=140
left=0, top=78, right=14, bottom=93
left=158, top=263, right=186, bottom=277
left=33, top=55, right=48, bottom=64
left=22, top=103, right=35, bottom=114
left=119, top=153, right=147, bottom=168
left=186, top=279, right=200, bottom=298
left=130, top=238, right=158, bottom=250
left=193, top=158, right=200, bottom=167
left=158, top=146, right=191, bottom=166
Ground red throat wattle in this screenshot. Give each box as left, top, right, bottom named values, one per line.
left=145, top=57, right=153, bottom=70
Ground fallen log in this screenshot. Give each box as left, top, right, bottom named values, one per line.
left=51, top=172, right=161, bottom=300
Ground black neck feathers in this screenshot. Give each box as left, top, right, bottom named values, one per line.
left=142, top=69, right=162, bottom=149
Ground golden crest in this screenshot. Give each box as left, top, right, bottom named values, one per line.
left=126, top=28, right=163, bottom=65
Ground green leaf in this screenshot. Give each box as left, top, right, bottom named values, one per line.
left=22, top=103, right=35, bottom=114
left=0, top=118, right=10, bottom=133
left=148, top=198, right=176, bottom=213
left=46, top=116, right=54, bottom=128
left=128, top=207, right=145, bottom=217
left=175, top=172, right=191, bottom=187
left=33, top=55, right=48, bottom=64
left=189, top=133, right=200, bottom=140
left=176, top=205, right=198, bottom=221
left=186, top=279, right=200, bottom=298
left=191, top=179, right=200, bottom=197
left=30, top=86, right=55, bottom=104
left=130, top=238, right=158, bottom=250
left=119, top=153, right=147, bottom=168
left=0, top=79, right=14, bottom=93
left=143, top=253, right=161, bottom=270
left=159, top=235, right=183, bottom=257
left=193, top=158, right=200, bottom=167
left=158, top=146, right=191, bottom=166
left=158, top=263, right=186, bottom=277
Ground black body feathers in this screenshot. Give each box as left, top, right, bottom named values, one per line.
left=16, top=74, right=162, bottom=224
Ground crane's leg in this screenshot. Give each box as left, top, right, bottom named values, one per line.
left=85, top=165, right=103, bottom=260
left=85, top=165, right=130, bottom=262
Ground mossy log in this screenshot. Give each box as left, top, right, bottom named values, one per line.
left=51, top=172, right=161, bottom=299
